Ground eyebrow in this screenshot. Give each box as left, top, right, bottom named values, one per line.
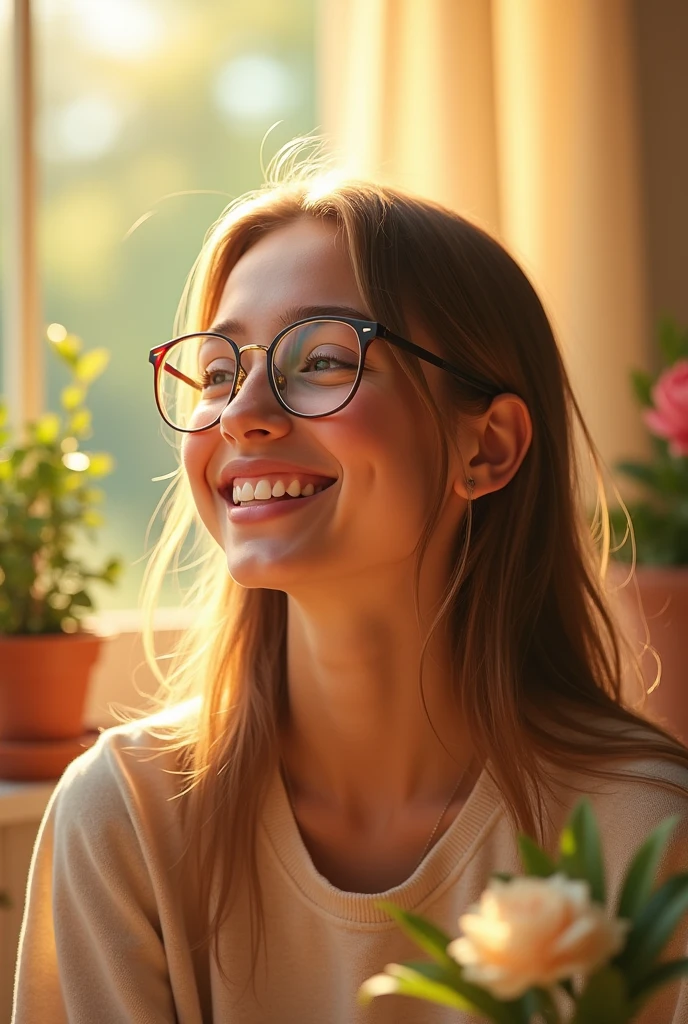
left=207, top=304, right=373, bottom=337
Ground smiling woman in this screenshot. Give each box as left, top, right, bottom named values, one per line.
left=11, top=156, right=688, bottom=1024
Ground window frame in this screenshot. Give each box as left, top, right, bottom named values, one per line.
left=4, top=0, right=42, bottom=426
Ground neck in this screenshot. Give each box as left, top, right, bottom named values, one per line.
left=278, top=578, right=474, bottom=823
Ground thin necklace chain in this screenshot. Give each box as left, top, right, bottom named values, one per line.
left=280, top=758, right=472, bottom=875
left=413, top=763, right=469, bottom=869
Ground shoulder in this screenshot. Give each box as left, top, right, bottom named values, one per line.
left=535, top=709, right=688, bottom=843
left=49, top=700, right=200, bottom=845
left=582, top=755, right=688, bottom=825
left=546, top=755, right=688, bottom=892
left=548, top=754, right=688, bottom=828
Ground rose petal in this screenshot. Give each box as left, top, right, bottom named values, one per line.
left=458, top=914, right=512, bottom=951
left=550, top=914, right=600, bottom=956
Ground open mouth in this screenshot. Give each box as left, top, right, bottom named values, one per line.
left=220, top=474, right=337, bottom=507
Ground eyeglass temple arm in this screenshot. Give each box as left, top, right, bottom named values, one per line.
left=153, top=356, right=202, bottom=392
left=377, top=326, right=499, bottom=396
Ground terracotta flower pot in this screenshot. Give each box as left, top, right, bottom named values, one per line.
left=0, top=631, right=102, bottom=741
left=614, top=565, right=688, bottom=746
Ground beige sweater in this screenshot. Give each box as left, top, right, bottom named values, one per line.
left=12, top=710, right=688, bottom=1024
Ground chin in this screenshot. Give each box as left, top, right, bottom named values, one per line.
left=223, top=545, right=314, bottom=593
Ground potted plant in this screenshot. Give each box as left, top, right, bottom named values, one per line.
left=0, top=327, right=121, bottom=778
left=610, top=317, right=688, bottom=743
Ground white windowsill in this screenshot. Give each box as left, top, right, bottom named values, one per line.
left=0, top=781, right=56, bottom=826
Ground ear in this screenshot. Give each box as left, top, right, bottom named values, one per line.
left=453, top=394, right=532, bottom=499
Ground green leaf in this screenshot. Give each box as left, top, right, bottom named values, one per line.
left=49, top=332, right=82, bottom=364
left=62, top=471, right=83, bottom=492
left=69, top=590, right=93, bottom=609
left=74, top=348, right=110, bottom=384
left=657, top=316, right=688, bottom=366
left=629, top=958, right=688, bottom=1008
left=86, top=453, right=114, bottom=477
left=36, top=460, right=58, bottom=489
left=614, top=461, right=664, bottom=494
left=404, top=962, right=529, bottom=1023
left=615, top=500, right=688, bottom=566
left=10, top=447, right=27, bottom=471
left=359, top=961, right=522, bottom=1023
left=630, top=369, right=654, bottom=408
left=520, top=987, right=562, bottom=1024
left=33, top=413, right=60, bottom=444
left=100, top=558, right=122, bottom=584
left=571, top=966, right=631, bottom=1024
left=558, top=798, right=606, bottom=904
left=357, top=964, right=476, bottom=1013
left=69, top=409, right=92, bottom=438
left=61, top=385, right=85, bottom=411
left=617, top=815, right=680, bottom=922
left=517, top=834, right=557, bottom=877
left=615, top=874, right=688, bottom=984
left=374, top=902, right=454, bottom=966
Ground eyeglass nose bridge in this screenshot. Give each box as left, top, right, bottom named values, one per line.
left=232, top=343, right=286, bottom=399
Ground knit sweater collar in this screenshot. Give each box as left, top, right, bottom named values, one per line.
left=260, top=762, right=501, bottom=924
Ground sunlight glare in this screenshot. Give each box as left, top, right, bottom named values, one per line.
left=39, top=95, right=125, bottom=162
left=62, top=452, right=90, bottom=471
left=47, top=323, right=67, bottom=342
left=213, top=54, right=298, bottom=123
left=68, top=0, right=164, bottom=59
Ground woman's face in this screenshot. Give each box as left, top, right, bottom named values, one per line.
left=182, top=216, right=466, bottom=594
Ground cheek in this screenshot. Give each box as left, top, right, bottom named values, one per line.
left=325, top=389, right=440, bottom=521
left=181, top=434, right=224, bottom=543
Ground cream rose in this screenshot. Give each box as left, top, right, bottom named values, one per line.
left=447, top=873, right=629, bottom=1000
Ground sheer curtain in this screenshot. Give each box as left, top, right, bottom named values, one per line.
left=318, top=0, right=649, bottom=470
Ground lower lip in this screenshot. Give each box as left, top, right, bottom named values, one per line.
left=225, top=486, right=333, bottom=524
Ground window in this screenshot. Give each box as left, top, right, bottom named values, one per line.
left=2, top=0, right=316, bottom=609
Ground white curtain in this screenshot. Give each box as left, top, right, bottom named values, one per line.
left=318, top=0, right=649, bottom=471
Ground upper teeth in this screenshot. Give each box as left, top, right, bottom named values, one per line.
left=232, top=479, right=318, bottom=504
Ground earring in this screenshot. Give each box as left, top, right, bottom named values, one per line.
left=466, top=477, right=475, bottom=492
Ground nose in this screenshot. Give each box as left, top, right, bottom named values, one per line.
left=218, top=344, right=291, bottom=442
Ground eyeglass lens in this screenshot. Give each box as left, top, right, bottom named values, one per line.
left=157, top=320, right=362, bottom=429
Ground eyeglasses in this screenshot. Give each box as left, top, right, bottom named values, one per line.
left=148, top=315, right=500, bottom=432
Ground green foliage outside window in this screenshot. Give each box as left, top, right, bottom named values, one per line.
left=0, top=332, right=121, bottom=634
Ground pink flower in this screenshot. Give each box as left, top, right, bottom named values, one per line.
left=447, top=874, right=629, bottom=1000
left=643, top=360, right=688, bottom=457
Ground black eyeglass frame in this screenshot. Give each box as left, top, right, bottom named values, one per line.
left=148, top=315, right=501, bottom=433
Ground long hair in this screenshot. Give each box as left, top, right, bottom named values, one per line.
left=126, top=154, right=688, bottom=992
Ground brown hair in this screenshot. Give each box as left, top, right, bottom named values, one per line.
left=130, top=160, right=688, bottom=993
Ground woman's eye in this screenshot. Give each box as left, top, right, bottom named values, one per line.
left=302, top=352, right=355, bottom=372
left=201, top=368, right=232, bottom=388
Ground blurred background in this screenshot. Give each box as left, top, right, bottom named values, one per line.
left=1, top=0, right=687, bottom=613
